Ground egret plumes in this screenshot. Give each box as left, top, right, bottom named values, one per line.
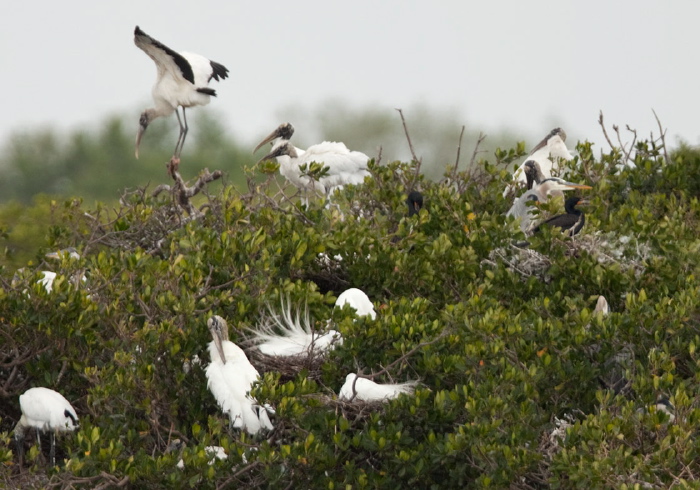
left=205, top=315, right=274, bottom=435
left=133, top=26, right=229, bottom=162
left=254, top=123, right=371, bottom=195
left=14, top=387, right=79, bottom=466
left=251, top=299, right=342, bottom=357
left=338, top=373, right=417, bottom=402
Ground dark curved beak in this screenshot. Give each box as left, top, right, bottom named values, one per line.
left=253, top=127, right=283, bottom=154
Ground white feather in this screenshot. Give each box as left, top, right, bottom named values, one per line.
left=18, top=387, right=78, bottom=432
left=338, top=373, right=417, bottom=402
left=251, top=299, right=342, bottom=357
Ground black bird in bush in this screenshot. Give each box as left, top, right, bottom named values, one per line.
left=532, top=196, right=589, bottom=236
left=406, top=191, right=423, bottom=216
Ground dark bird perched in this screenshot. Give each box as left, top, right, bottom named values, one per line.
left=406, top=191, right=424, bottom=217
left=532, top=196, right=589, bottom=236
left=133, top=26, right=229, bottom=163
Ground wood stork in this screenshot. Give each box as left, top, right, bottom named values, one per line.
left=335, top=288, right=376, bottom=320
left=338, top=373, right=417, bottom=402
left=14, top=387, right=79, bottom=467
left=205, top=315, right=274, bottom=435
left=133, top=26, right=229, bottom=162
left=406, top=191, right=424, bottom=217
left=251, top=298, right=342, bottom=357
left=505, top=128, right=574, bottom=196
left=532, top=196, right=589, bottom=236
left=254, top=123, right=371, bottom=195
left=506, top=161, right=592, bottom=234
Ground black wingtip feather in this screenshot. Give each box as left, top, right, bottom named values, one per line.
left=197, top=87, right=217, bottom=97
left=134, top=26, right=144, bottom=36
left=209, top=61, right=230, bottom=82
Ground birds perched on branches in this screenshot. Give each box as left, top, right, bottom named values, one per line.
left=532, top=196, right=589, bottom=236
left=205, top=315, right=274, bottom=435
left=406, top=191, right=424, bottom=217
left=133, top=26, right=229, bottom=164
left=506, top=161, right=591, bottom=234
left=254, top=123, right=371, bottom=195
left=505, top=128, right=574, bottom=197
left=14, top=387, right=79, bottom=466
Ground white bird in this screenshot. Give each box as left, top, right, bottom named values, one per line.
left=251, top=299, right=341, bottom=357
left=254, top=123, right=371, bottom=195
left=133, top=26, right=229, bottom=162
left=505, top=128, right=574, bottom=197
left=338, top=373, right=417, bottom=402
left=14, top=387, right=79, bottom=466
left=593, top=295, right=609, bottom=316
left=506, top=161, right=591, bottom=234
left=205, top=315, right=274, bottom=435
left=335, top=288, right=376, bottom=320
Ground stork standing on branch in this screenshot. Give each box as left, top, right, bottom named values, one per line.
left=133, top=26, right=229, bottom=166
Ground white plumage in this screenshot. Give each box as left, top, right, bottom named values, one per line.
left=338, top=373, right=417, bottom=402
left=254, top=123, right=371, bottom=195
left=14, top=387, right=79, bottom=466
left=205, top=316, right=274, bottom=435
left=133, top=26, right=229, bottom=161
left=251, top=299, right=341, bottom=357
left=335, top=288, right=376, bottom=320
left=505, top=128, right=574, bottom=197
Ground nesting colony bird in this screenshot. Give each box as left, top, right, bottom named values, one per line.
left=505, top=128, right=574, bottom=196
left=335, top=288, right=376, bottom=320
left=254, top=123, right=371, bottom=195
left=338, top=373, right=417, bottom=402
left=133, top=26, right=229, bottom=162
left=251, top=298, right=342, bottom=357
left=406, top=191, right=424, bottom=217
left=506, top=161, right=592, bottom=234
left=531, top=196, right=589, bottom=237
left=14, top=387, right=79, bottom=466
left=205, top=316, right=274, bottom=435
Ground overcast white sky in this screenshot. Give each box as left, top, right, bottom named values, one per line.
left=2, top=1, right=699, bottom=155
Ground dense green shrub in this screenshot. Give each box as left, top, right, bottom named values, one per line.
left=2, top=133, right=700, bottom=488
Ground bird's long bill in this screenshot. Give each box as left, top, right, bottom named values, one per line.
left=212, top=332, right=227, bottom=364
left=257, top=148, right=279, bottom=164
left=554, top=181, right=592, bottom=192
left=253, top=128, right=283, bottom=154
left=135, top=124, right=147, bottom=159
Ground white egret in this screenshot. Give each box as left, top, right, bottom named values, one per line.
left=335, top=288, right=376, bottom=320
left=338, top=373, right=417, bottom=402
left=14, top=387, right=79, bottom=466
left=133, top=26, right=229, bottom=162
left=254, top=123, right=371, bottom=195
left=205, top=316, right=274, bottom=435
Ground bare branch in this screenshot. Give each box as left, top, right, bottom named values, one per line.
left=598, top=111, right=616, bottom=151
left=652, top=108, right=671, bottom=165
left=450, top=125, right=466, bottom=181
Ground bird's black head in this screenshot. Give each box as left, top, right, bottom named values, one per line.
left=523, top=160, right=540, bottom=189
left=564, top=196, right=589, bottom=213
left=406, top=191, right=424, bottom=217
left=277, top=123, right=295, bottom=140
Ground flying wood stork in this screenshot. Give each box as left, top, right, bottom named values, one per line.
left=254, top=123, right=371, bottom=195
left=532, top=196, right=589, bottom=236
left=505, top=128, right=574, bottom=197
left=338, top=373, right=417, bottom=402
left=205, top=315, right=274, bottom=435
left=14, top=387, right=79, bottom=466
left=133, top=26, right=229, bottom=162
left=506, top=161, right=591, bottom=234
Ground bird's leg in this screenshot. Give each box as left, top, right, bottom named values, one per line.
left=13, top=422, right=25, bottom=467
left=49, top=431, right=56, bottom=467
left=173, top=108, right=189, bottom=159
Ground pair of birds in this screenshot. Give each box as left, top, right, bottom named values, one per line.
left=134, top=26, right=371, bottom=194
left=506, top=130, right=592, bottom=236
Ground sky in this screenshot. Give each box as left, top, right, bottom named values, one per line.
left=2, top=1, right=699, bottom=157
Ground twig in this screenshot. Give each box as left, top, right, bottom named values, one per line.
left=598, top=111, right=616, bottom=151
left=375, top=145, right=383, bottom=166
left=152, top=168, right=223, bottom=217
left=451, top=126, right=466, bottom=180
left=652, top=108, right=671, bottom=165
left=395, top=108, right=422, bottom=189
left=468, top=132, right=487, bottom=169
